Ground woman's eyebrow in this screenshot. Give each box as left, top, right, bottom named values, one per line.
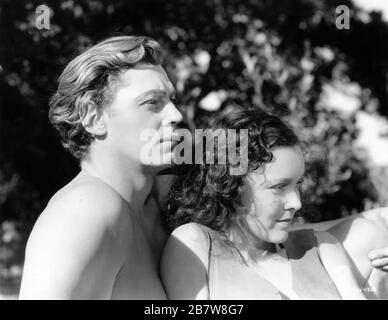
left=266, top=176, right=305, bottom=186
left=267, top=178, right=293, bottom=185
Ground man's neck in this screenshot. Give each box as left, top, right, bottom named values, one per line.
left=80, top=148, right=156, bottom=214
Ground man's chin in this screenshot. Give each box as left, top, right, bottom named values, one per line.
left=142, top=159, right=175, bottom=174
left=156, top=162, right=175, bottom=171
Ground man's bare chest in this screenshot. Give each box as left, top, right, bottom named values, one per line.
left=110, top=217, right=168, bottom=299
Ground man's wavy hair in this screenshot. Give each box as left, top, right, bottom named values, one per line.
left=168, top=108, right=300, bottom=232
left=49, top=36, right=163, bottom=159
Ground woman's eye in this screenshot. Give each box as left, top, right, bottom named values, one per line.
left=145, top=99, right=159, bottom=105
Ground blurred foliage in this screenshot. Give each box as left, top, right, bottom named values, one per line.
left=0, top=221, right=27, bottom=298
left=1, top=0, right=388, bottom=229
left=1, top=0, right=388, bottom=297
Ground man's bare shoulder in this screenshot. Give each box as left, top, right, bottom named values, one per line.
left=20, top=176, right=135, bottom=299
left=48, top=174, right=130, bottom=216
left=26, top=175, right=134, bottom=262
left=52, top=174, right=132, bottom=220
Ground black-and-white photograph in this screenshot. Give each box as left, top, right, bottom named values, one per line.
left=1, top=0, right=388, bottom=303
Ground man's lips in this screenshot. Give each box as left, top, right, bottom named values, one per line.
left=159, top=131, right=181, bottom=142
left=159, top=136, right=181, bottom=145
left=276, top=218, right=292, bottom=223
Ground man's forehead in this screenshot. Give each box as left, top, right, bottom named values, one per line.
left=118, top=64, right=174, bottom=91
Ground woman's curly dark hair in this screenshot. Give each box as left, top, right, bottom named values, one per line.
left=167, top=107, right=300, bottom=232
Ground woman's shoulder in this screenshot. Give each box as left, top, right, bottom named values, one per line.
left=171, top=222, right=215, bottom=245
left=165, top=223, right=214, bottom=264
left=166, top=223, right=232, bottom=268
left=172, top=222, right=214, bottom=237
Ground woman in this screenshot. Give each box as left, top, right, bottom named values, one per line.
left=161, top=108, right=388, bottom=299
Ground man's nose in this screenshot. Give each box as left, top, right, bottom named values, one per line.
left=163, top=101, right=183, bottom=125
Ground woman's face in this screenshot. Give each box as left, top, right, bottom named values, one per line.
left=241, top=146, right=305, bottom=244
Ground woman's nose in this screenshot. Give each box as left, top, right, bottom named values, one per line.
left=284, top=190, right=302, bottom=212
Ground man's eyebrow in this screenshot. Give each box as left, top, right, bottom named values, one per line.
left=136, top=89, right=167, bottom=102
left=136, top=89, right=176, bottom=102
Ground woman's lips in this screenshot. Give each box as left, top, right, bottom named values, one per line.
left=276, top=218, right=293, bottom=227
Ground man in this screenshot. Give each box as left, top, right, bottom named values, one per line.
left=292, top=207, right=388, bottom=298
left=19, top=35, right=388, bottom=299
left=19, top=36, right=182, bottom=299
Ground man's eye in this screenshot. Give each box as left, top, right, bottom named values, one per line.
left=297, top=181, right=305, bottom=192
left=143, top=99, right=163, bottom=111
left=271, top=184, right=287, bottom=190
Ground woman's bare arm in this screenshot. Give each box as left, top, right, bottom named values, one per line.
left=326, top=218, right=388, bottom=299
left=315, top=230, right=366, bottom=299
left=291, top=207, right=388, bottom=232
left=291, top=208, right=388, bottom=298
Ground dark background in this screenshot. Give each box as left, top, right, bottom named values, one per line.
left=1, top=0, right=388, bottom=298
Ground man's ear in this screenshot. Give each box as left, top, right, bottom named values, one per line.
left=81, top=102, right=107, bottom=136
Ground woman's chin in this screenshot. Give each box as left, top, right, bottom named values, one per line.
left=269, top=230, right=289, bottom=244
